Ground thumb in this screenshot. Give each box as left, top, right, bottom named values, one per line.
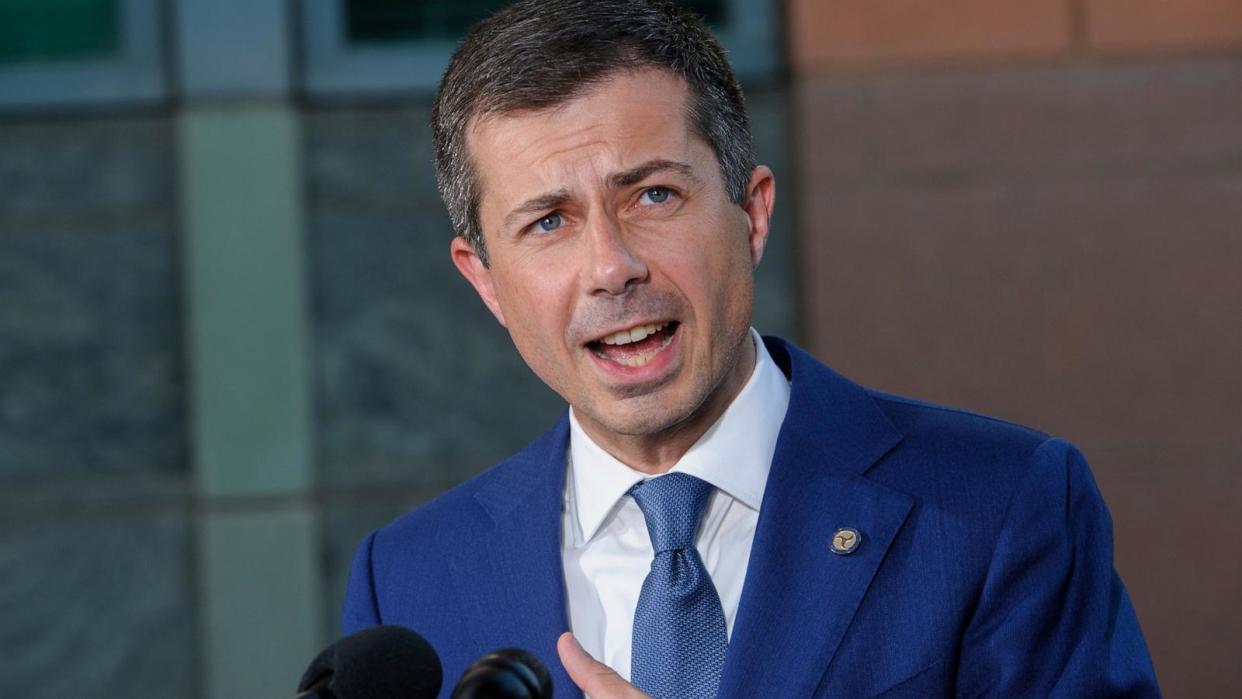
left=556, top=632, right=650, bottom=698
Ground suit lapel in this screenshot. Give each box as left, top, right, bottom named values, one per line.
left=718, top=340, right=913, bottom=698
left=463, top=416, right=584, bottom=699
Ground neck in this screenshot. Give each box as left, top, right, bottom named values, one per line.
left=580, top=334, right=758, bottom=475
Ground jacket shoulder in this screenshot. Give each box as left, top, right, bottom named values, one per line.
left=869, top=389, right=1050, bottom=453
left=365, top=413, right=569, bottom=586
left=866, top=388, right=1058, bottom=497
left=768, top=335, right=1054, bottom=477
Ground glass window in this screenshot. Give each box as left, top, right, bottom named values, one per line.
left=343, top=0, right=726, bottom=45
left=0, top=0, right=164, bottom=110
left=345, top=0, right=510, bottom=44
left=681, top=0, right=728, bottom=26
left=303, top=0, right=762, bottom=96
left=0, top=0, right=121, bottom=65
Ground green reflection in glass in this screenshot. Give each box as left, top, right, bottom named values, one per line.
left=0, top=0, right=120, bottom=64
left=345, top=0, right=727, bottom=45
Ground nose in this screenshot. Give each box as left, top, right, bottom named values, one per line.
left=584, top=214, right=648, bottom=296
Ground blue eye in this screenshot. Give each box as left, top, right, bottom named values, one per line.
left=536, top=213, right=563, bottom=232
left=641, top=187, right=671, bottom=204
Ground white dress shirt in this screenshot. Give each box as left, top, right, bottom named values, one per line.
left=561, top=329, right=791, bottom=681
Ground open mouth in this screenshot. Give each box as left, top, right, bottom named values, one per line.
left=586, top=321, right=679, bottom=368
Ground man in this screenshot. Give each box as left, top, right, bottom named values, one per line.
left=342, top=1, right=1160, bottom=697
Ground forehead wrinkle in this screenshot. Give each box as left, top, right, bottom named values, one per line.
left=520, top=130, right=696, bottom=197
left=471, top=73, right=703, bottom=234
left=500, top=151, right=701, bottom=232
left=472, top=123, right=600, bottom=232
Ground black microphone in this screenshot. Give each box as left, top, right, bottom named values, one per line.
left=450, top=648, right=553, bottom=699
left=295, top=624, right=443, bottom=699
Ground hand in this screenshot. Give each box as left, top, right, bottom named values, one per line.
left=556, top=632, right=651, bottom=699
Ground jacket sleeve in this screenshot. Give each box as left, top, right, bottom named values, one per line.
left=956, top=438, right=1160, bottom=697
left=341, top=530, right=382, bottom=635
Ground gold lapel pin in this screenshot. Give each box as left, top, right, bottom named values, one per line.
left=830, top=527, right=861, bottom=555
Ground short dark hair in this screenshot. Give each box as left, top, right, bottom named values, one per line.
left=432, top=0, right=755, bottom=266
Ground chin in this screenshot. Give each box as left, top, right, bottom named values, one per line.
left=602, top=414, right=671, bottom=438
left=594, top=399, right=694, bottom=437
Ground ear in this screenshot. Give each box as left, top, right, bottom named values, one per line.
left=741, top=165, right=776, bottom=269
left=451, top=236, right=507, bottom=327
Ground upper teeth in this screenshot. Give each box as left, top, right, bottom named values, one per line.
left=600, top=322, right=668, bottom=346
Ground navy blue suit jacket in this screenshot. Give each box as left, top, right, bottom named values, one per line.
left=342, top=337, right=1159, bottom=697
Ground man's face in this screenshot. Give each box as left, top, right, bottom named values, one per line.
left=452, top=69, right=774, bottom=450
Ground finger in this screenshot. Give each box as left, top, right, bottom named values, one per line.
left=556, top=632, right=650, bottom=698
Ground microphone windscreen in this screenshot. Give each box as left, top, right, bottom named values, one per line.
left=298, top=624, right=443, bottom=699
left=451, top=648, right=553, bottom=699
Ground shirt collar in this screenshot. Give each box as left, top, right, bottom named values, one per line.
left=567, top=329, right=791, bottom=544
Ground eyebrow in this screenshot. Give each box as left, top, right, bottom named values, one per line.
left=502, top=189, right=573, bottom=230
left=608, top=159, right=700, bottom=189
left=500, top=159, right=700, bottom=231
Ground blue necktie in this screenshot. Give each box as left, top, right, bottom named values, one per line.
left=629, top=473, right=728, bottom=699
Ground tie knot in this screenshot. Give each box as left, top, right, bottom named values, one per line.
left=628, top=473, right=715, bottom=553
